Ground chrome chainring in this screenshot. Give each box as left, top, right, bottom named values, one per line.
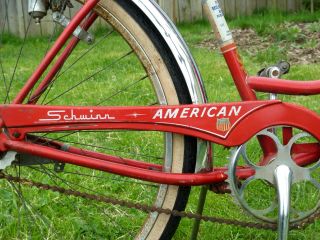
left=228, top=127, right=320, bottom=224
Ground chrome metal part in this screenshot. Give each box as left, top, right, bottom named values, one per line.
left=268, top=66, right=280, bottom=100
left=52, top=12, right=94, bottom=44
left=132, top=0, right=207, bottom=104
left=28, top=0, right=49, bottom=24
left=50, top=0, right=73, bottom=12
left=268, top=66, right=281, bottom=79
left=3, top=171, right=320, bottom=232
left=190, top=186, right=209, bottom=240
left=228, top=127, right=320, bottom=227
left=274, top=165, right=292, bottom=240
left=131, top=0, right=210, bottom=177
left=0, top=151, right=17, bottom=170
left=195, top=140, right=211, bottom=172
left=0, top=172, right=281, bottom=231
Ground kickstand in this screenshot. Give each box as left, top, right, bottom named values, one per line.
left=190, top=142, right=213, bottom=240
left=190, top=185, right=209, bottom=240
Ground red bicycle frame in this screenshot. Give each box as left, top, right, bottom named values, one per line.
left=1, top=0, right=319, bottom=186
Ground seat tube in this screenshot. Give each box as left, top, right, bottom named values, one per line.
left=203, top=0, right=256, bottom=101
left=203, top=1, right=277, bottom=155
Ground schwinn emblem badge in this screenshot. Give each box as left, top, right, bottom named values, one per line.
left=216, top=118, right=231, bottom=132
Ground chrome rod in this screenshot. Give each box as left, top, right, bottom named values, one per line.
left=274, top=165, right=292, bottom=240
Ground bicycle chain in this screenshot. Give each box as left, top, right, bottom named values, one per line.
left=0, top=172, right=319, bottom=231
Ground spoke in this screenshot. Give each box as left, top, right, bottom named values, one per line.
left=0, top=58, right=8, bottom=101
left=29, top=165, right=158, bottom=188
left=43, top=0, right=68, bottom=57
left=4, top=4, right=36, bottom=104
left=20, top=155, right=99, bottom=195
left=44, top=50, right=134, bottom=104
left=59, top=169, right=159, bottom=188
left=29, top=134, right=163, bottom=161
left=96, top=75, right=148, bottom=105
left=27, top=23, right=60, bottom=103
left=56, top=30, right=114, bottom=80
left=30, top=164, right=100, bottom=194
left=27, top=163, right=158, bottom=202
left=8, top=167, right=51, bottom=236
left=9, top=181, right=51, bottom=237
left=38, top=30, right=114, bottom=104
left=149, top=102, right=159, bottom=106
left=44, top=23, right=59, bottom=56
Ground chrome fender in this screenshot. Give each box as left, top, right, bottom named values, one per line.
left=132, top=0, right=207, bottom=104
left=131, top=0, right=210, bottom=172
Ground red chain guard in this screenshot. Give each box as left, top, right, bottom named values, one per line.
left=1, top=101, right=319, bottom=146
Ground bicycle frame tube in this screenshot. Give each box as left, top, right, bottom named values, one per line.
left=204, top=0, right=320, bottom=158
left=204, top=0, right=320, bottom=97
left=13, top=0, right=212, bottom=173
left=13, top=0, right=100, bottom=104
left=28, top=12, right=99, bottom=104
left=204, top=0, right=256, bottom=101
left=247, top=77, right=320, bottom=95
left=0, top=102, right=319, bottom=186
left=1, top=0, right=319, bottom=186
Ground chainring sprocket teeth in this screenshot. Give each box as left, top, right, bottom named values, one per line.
left=228, top=127, right=320, bottom=224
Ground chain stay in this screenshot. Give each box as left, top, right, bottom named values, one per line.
left=0, top=172, right=318, bottom=231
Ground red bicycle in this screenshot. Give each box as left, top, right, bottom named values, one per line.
left=0, top=0, right=319, bottom=239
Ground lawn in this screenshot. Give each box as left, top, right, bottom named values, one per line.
left=175, top=12, right=320, bottom=239
left=0, top=9, right=319, bottom=240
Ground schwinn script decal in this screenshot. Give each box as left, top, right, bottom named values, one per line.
left=39, top=110, right=115, bottom=121
left=152, top=106, right=241, bottom=119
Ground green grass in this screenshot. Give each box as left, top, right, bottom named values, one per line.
left=0, top=9, right=319, bottom=240
left=228, top=9, right=320, bottom=35
left=0, top=30, right=164, bottom=239
left=176, top=11, right=320, bottom=240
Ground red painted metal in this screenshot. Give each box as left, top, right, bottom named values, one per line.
left=0, top=100, right=318, bottom=186
left=220, top=45, right=281, bottom=158
left=67, top=145, right=163, bottom=171
left=0, top=101, right=278, bottom=145
left=1, top=101, right=319, bottom=146
left=13, top=0, right=100, bottom=104
left=283, top=127, right=293, bottom=145
left=27, top=135, right=163, bottom=171
left=247, top=76, right=320, bottom=95
left=4, top=139, right=227, bottom=186
left=28, top=12, right=99, bottom=104
left=1, top=0, right=319, bottom=186
left=1, top=86, right=320, bottom=186
left=221, top=46, right=256, bottom=101
left=223, top=45, right=280, bottom=155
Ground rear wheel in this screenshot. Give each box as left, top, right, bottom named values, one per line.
left=0, top=0, right=196, bottom=239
